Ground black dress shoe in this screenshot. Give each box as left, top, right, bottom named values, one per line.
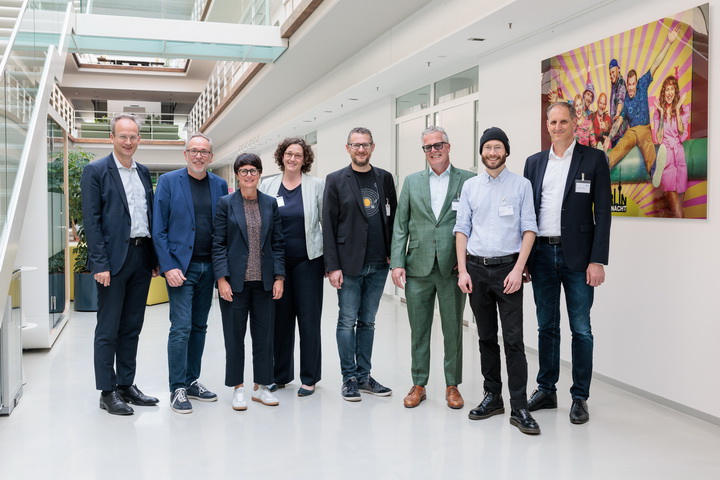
left=119, top=385, right=159, bottom=406
left=569, top=398, right=589, bottom=424
left=528, top=389, right=558, bottom=412
left=99, top=391, right=134, bottom=415
left=468, top=391, right=504, bottom=420
left=510, top=408, right=541, bottom=435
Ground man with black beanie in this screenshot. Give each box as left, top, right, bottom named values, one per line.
left=453, top=127, right=541, bottom=435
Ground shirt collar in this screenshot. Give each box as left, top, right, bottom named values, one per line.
left=428, top=163, right=451, bottom=178
left=112, top=152, right=136, bottom=171
left=480, top=166, right=509, bottom=183
left=549, top=140, right=576, bottom=162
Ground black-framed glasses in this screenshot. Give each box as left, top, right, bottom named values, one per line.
left=237, top=168, right=260, bottom=177
left=421, top=142, right=448, bottom=152
left=347, top=143, right=373, bottom=150
left=186, top=149, right=212, bottom=158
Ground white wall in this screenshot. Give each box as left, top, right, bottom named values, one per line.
left=263, top=0, right=719, bottom=419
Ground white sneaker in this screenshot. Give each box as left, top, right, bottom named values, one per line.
left=232, top=387, right=247, bottom=411
left=652, top=144, right=667, bottom=188
left=252, top=385, right=279, bottom=406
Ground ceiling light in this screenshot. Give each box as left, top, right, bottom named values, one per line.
left=468, top=37, right=486, bottom=42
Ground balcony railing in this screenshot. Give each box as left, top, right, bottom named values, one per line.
left=73, top=111, right=188, bottom=141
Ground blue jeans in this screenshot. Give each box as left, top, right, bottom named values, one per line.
left=167, top=261, right=215, bottom=392
left=530, top=243, right=594, bottom=400
left=336, top=263, right=389, bottom=382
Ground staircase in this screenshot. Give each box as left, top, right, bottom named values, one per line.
left=0, top=0, right=23, bottom=56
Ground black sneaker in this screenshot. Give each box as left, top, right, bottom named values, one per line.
left=341, top=377, right=361, bottom=402
left=357, top=376, right=392, bottom=396
left=187, top=381, right=218, bottom=402
left=171, top=388, right=192, bottom=414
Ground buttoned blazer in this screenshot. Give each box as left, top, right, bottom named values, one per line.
left=211, top=191, right=285, bottom=293
left=322, top=165, right=397, bottom=277
left=152, top=168, right=228, bottom=275
left=390, top=165, right=475, bottom=277
left=259, top=173, right=324, bottom=260
left=523, top=143, right=611, bottom=271
left=80, top=153, right=157, bottom=275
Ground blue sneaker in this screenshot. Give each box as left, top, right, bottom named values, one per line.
left=186, top=381, right=217, bottom=402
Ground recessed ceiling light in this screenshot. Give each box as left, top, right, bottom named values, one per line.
left=348, top=98, right=358, bottom=101
left=468, top=37, right=486, bottom=42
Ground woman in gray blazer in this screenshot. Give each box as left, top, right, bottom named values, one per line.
left=260, top=138, right=324, bottom=397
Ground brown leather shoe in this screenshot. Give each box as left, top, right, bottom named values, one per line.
left=403, top=385, right=426, bottom=408
left=446, top=385, right=464, bottom=409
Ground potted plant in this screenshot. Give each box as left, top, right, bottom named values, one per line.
left=67, top=147, right=98, bottom=311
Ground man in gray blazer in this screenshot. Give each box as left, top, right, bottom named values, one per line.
left=390, top=126, right=474, bottom=409
left=323, top=127, right=397, bottom=402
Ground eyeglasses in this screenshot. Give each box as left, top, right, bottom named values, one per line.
left=347, top=143, right=373, bottom=150
left=116, top=135, right=139, bottom=142
left=421, top=142, right=448, bottom=152
left=284, top=152, right=304, bottom=159
left=237, top=168, right=260, bottom=177
left=186, top=149, right=212, bottom=158
left=482, top=144, right=505, bottom=153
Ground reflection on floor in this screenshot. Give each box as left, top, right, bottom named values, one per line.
left=2, top=283, right=719, bottom=479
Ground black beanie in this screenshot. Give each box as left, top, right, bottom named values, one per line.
left=479, top=127, right=510, bottom=155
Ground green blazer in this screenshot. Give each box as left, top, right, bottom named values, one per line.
left=390, top=165, right=475, bottom=277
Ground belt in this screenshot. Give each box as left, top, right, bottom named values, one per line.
left=538, top=236, right=561, bottom=245
left=467, top=253, right=519, bottom=266
left=129, top=237, right=149, bottom=246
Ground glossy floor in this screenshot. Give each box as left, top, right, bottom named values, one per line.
left=2, top=284, right=718, bottom=479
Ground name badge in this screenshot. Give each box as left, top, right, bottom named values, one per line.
left=451, top=199, right=460, bottom=211
left=276, top=196, right=285, bottom=207
left=575, top=180, right=591, bottom=194
left=386, top=199, right=391, bottom=216
left=498, top=204, right=514, bottom=216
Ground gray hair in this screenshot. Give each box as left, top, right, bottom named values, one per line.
left=185, top=132, right=213, bottom=151
left=110, top=114, right=142, bottom=134
left=421, top=126, right=449, bottom=143
left=546, top=101, right=575, bottom=119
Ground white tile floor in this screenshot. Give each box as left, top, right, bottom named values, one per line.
left=2, top=283, right=719, bottom=479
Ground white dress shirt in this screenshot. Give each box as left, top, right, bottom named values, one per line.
left=428, top=164, right=451, bottom=220
left=537, top=141, right=576, bottom=237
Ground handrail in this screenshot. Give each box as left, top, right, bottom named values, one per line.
left=0, top=0, right=30, bottom=78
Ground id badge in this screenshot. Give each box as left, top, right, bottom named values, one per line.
left=276, top=196, right=285, bottom=207
left=575, top=180, right=591, bottom=194
left=498, top=204, right=514, bottom=216
left=451, top=199, right=460, bottom=211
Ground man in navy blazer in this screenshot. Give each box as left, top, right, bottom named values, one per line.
left=523, top=102, right=611, bottom=425
left=323, top=127, right=397, bottom=402
left=153, top=133, right=228, bottom=414
left=81, top=114, right=159, bottom=415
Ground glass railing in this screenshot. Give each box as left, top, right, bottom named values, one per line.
left=74, top=111, right=188, bottom=141
left=75, top=0, right=210, bottom=21
left=1, top=0, right=67, bottom=231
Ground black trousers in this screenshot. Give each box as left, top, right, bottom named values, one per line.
left=273, top=256, right=324, bottom=386
left=220, top=281, right=274, bottom=386
left=467, top=259, right=529, bottom=410
left=94, top=242, right=153, bottom=391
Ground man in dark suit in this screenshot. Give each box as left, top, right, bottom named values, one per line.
left=523, top=102, right=611, bottom=424
left=323, top=127, right=397, bottom=402
left=153, top=133, right=228, bottom=414
left=81, top=114, right=159, bottom=415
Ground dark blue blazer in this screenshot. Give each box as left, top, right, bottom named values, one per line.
left=524, top=143, right=611, bottom=271
left=152, top=168, right=228, bottom=275
left=212, top=191, right=285, bottom=293
left=81, top=153, right=157, bottom=275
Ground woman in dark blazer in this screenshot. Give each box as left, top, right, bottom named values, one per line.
left=212, top=153, right=285, bottom=411
left=260, top=138, right=324, bottom=397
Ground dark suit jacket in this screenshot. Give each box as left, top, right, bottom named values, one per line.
left=212, top=191, right=285, bottom=293
left=524, top=143, right=611, bottom=271
left=322, top=165, right=397, bottom=277
left=152, top=168, right=228, bottom=275
left=81, top=153, right=157, bottom=275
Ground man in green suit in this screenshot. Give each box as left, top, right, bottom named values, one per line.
left=390, top=126, right=475, bottom=409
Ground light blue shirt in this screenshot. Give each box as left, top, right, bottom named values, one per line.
left=112, top=153, right=150, bottom=238
left=453, top=167, right=537, bottom=257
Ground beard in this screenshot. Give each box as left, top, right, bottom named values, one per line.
left=481, top=154, right=507, bottom=171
